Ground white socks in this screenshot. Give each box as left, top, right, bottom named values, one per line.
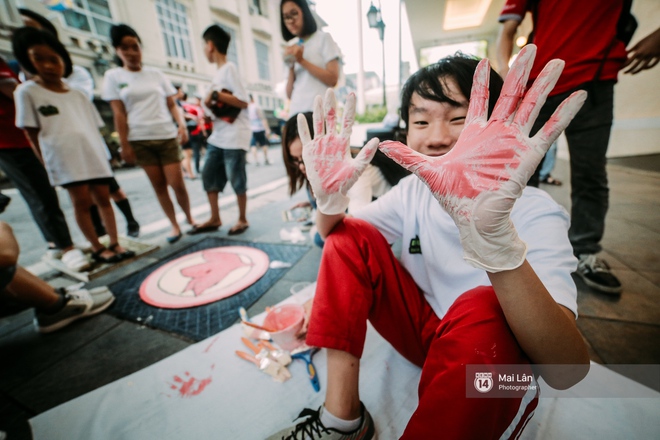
left=320, top=406, right=361, bottom=432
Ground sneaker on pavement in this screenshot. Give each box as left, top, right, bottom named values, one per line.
left=266, top=404, right=375, bottom=440
left=61, top=248, right=91, bottom=272
left=35, top=287, right=115, bottom=333
left=127, top=220, right=140, bottom=238
left=44, top=247, right=63, bottom=260
left=576, top=254, right=622, bottom=295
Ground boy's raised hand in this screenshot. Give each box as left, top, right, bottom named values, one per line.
left=298, top=89, right=379, bottom=215
left=380, top=45, right=586, bottom=272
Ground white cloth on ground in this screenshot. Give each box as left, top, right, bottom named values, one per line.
left=29, top=284, right=660, bottom=440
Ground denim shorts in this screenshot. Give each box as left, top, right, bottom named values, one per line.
left=0, top=265, right=16, bottom=291
left=250, top=130, right=269, bottom=147
left=202, top=146, right=247, bottom=194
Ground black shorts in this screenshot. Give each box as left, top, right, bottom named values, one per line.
left=61, top=177, right=115, bottom=189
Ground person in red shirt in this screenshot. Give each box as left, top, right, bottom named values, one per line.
left=181, top=96, right=209, bottom=178
left=0, top=56, right=88, bottom=272
left=496, top=0, right=660, bottom=296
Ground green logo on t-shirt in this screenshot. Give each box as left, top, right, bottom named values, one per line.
left=118, top=83, right=128, bottom=89
left=38, top=105, right=59, bottom=116
left=409, top=235, right=422, bottom=254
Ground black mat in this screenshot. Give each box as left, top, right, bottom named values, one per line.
left=107, top=237, right=310, bottom=341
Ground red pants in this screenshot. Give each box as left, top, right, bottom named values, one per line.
left=306, top=218, right=538, bottom=440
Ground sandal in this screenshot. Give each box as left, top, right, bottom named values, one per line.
left=109, top=243, right=136, bottom=260
left=91, top=247, right=122, bottom=264
left=541, top=175, right=562, bottom=186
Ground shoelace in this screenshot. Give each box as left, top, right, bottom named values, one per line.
left=580, top=255, right=610, bottom=273
left=283, top=407, right=330, bottom=440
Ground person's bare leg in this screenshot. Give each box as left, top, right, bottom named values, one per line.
left=262, top=145, right=270, bottom=164
left=4, top=266, right=61, bottom=309
left=142, top=164, right=181, bottom=237
left=67, top=185, right=114, bottom=259
left=196, top=191, right=222, bottom=229
left=90, top=185, right=128, bottom=254
left=324, top=349, right=362, bottom=420
left=182, top=149, right=195, bottom=178
left=162, top=162, right=195, bottom=226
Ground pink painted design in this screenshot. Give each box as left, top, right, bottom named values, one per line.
left=181, top=250, right=253, bottom=297
left=169, top=371, right=213, bottom=398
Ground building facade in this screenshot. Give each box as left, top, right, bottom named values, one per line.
left=0, top=0, right=289, bottom=118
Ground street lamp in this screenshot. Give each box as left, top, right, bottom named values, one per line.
left=367, top=2, right=386, bottom=109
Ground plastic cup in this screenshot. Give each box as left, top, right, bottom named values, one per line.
left=263, top=304, right=305, bottom=351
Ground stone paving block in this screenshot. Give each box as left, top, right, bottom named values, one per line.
left=10, top=321, right=190, bottom=414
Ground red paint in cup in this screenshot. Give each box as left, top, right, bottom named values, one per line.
left=263, top=304, right=305, bottom=351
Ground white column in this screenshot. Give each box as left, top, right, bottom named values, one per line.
left=356, top=0, right=366, bottom=114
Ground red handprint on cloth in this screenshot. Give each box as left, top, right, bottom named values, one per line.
left=380, top=45, right=586, bottom=272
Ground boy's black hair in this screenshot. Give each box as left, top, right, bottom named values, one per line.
left=18, top=8, right=59, bottom=38
left=282, top=112, right=313, bottom=196
left=400, top=53, right=504, bottom=126
left=202, top=25, right=230, bottom=55
left=280, top=0, right=318, bottom=41
left=12, top=27, right=72, bottom=78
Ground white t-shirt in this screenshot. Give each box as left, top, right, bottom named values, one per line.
left=14, top=81, right=112, bottom=186
left=65, top=65, right=94, bottom=101
left=205, top=62, right=250, bottom=151
left=287, top=31, right=341, bottom=115
left=248, top=102, right=266, bottom=132
left=353, top=176, right=579, bottom=319
left=347, top=165, right=391, bottom=213
left=101, top=66, right=177, bottom=141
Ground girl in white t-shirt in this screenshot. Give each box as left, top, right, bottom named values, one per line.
left=280, top=0, right=342, bottom=114
left=103, top=24, right=196, bottom=243
left=12, top=27, right=132, bottom=264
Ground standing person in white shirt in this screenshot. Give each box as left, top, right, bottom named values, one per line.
left=12, top=28, right=132, bottom=264
left=280, top=0, right=341, bottom=115
left=188, top=25, right=250, bottom=236
left=103, top=24, right=195, bottom=244
left=247, top=94, right=271, bottom=166
left=18, top=8, right=141, bottom=239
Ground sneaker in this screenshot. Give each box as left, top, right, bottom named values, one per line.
left=0, top=193, right=10, bottom=213
left=266, top=404, right=375, bottom=440
left=127, top=220, right=140, bottom=238
left=34, top=287, right=115, bottom=333
left=576, top=254, right=622, bottom=295
left=44, top=247, right=63, bottom=260
left=61, top=248, right=91, bottom=272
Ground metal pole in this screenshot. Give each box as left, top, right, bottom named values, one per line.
left=357, top=0, right=366, bottom=114
left=381, top=30, right=387, bottom=109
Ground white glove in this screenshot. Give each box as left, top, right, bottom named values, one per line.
left=380, top=45, right=587, bottom=272
left=298, top=89, right=379, bottom=215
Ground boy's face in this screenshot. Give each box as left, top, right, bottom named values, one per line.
left=28, top=44, right=64, bottom=83
left=203, top=40, right=214, bottom=63
left=116, top=36, right=142, bottom=70
left=406, top=76, right=468, bottom=157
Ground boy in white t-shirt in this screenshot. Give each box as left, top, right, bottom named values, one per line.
left=268, top=47, right=591, bottom=439
left=189, top=25, right=250, bottom=236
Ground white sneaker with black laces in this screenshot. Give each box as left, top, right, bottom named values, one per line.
left=34, top=287, right=115, bottom=333
left=266, top=403, right=375, bottom=440
left=576, top=254, right=622, bottom=295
